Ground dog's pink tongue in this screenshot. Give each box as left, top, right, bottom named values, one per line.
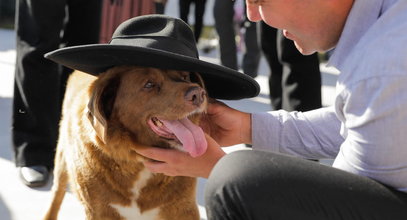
left=160, top=118, right=207, bottom=157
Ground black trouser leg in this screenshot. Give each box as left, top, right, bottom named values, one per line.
left=179, top=0, right=191, bottom=25
left=213, top=0, right=237, bottom=70
left=260, top=23, right=321, bottom=111
left=260, top=22, right=282, bottom=110
left=61, top=0, right=102, bottom=104
left=205, top=150, right=407, bottom=220
left=13, top=0, right=66, bottom=168
left=278, top=30, right=322, bottom=111
left=12, top=0, right=101, bottom=168
left=193, top=0, right=206, bottom=42
left=242, top=19, right=260, bottom=78
left=64, top=0, right=101, bottom=47
left=155, top=2, right=166, bottom=14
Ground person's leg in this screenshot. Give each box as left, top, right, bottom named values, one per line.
left=62, top=0, right=102, bottom=103
left=205, top=150, right=407, bottom=220
left=64, top=0, right=101, bottom=47
left=259, top=22, right=282, bottom=110
left=242, top=19, right=260, bottom=78
left=213, top=0, right=237, bottom=70
left=278, top=29, right=322, bottom=111
left=193, top=0, right=206, bottom=42
left=154, top=0, right=166, bottom=14
left=179, top=0, right=191, bottom=25
left=13, top=0, right=66, bottom=169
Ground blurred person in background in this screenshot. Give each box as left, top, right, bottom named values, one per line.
left=13, top=0, right=101, bottom=187
left=260, top=22, right=322, bottom=112
left=178, top=0, right=207, bottom=42
left=213, top=0, right=260, bottom=78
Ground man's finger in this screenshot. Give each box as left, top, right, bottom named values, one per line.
left=136, top=147, right=174, bottom=162
left=143, top=160, right=167, bottom=174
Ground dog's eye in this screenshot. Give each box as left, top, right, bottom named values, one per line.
left=181, top=73, right=190, bottom=81
left=144, top=81, right=155, bottom=88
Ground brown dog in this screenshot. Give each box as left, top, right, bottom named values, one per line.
left=43, top=65, right=207, bottom=220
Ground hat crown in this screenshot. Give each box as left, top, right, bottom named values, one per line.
left=110, top=15, right=199, bottom=58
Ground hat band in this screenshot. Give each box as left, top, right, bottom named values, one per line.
left=110, top=37, right=198, bottom=58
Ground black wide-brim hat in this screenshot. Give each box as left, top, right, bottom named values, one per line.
left=45, top=14, right=259, bottom=100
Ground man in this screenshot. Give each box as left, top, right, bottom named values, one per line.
left=13, top=0, right=101, bottom=187
left=137, top=0, right=407, bottom=219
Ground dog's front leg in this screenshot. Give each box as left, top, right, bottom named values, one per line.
left=43, top=148, right=68, bottom=220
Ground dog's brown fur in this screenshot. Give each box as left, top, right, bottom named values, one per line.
left=43, top=66, right=207, bottom=220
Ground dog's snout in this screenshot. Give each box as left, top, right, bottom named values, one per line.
left=185, top=86, right=206, bottom=106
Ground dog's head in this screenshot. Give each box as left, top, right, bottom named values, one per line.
left=86, top=66, right=208, bottom=159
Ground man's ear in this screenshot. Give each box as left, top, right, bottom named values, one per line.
left=87, top=75, right=121, bottom=144
left=190, top=72, right=206, bottom=90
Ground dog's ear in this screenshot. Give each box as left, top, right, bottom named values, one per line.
left=87, top=75, right=121, bottom=144
left=190, top=72, right=206, bottom=89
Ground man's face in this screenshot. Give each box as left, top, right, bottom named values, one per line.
left=246, top=0, right=353, bottom=55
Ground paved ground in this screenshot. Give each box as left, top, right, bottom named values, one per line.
left=0, top=15, right=338, bottom=219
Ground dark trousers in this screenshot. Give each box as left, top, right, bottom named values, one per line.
left=213, top=0, right=260, bottom=77
left=13, top=0, right=101, bottom=168
left=179, top=0, right=207, bottom=42
left=205, top=150, right=407, bottom=220
left=154, top=2, right=166, bottom=14
left=260, top=22, right=322, bottom=111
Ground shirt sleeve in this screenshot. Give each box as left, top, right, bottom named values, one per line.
left=251, top=107, right=344, bottom=159
left=333, top=75, right=407, bottom=191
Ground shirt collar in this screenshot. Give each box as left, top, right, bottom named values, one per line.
left=328, top=0, right=384, bottom=71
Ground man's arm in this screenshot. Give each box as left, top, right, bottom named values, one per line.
left=252, top=106, right=344, bottom=159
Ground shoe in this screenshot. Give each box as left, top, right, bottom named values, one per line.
left=18, top=165, right=49, bottom=187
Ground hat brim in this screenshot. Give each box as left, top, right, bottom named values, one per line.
left=45, top=44, right=260, bottom=100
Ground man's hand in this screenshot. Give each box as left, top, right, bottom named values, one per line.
left=200, top=99, right=252, bottom=146
left=135, top=100, right=251, bottom=178
left=136, top=134, right=226, bottom=178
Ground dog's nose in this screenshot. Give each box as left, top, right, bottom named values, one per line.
left=185, top=86, right=206, bottom=107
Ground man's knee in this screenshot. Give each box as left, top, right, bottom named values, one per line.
left=204, top=151, right=255, bottom=219
left=205, top=151, right=254, bottom=195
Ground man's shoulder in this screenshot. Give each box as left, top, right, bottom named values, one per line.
left=342, top=4, right=407, bottom=81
